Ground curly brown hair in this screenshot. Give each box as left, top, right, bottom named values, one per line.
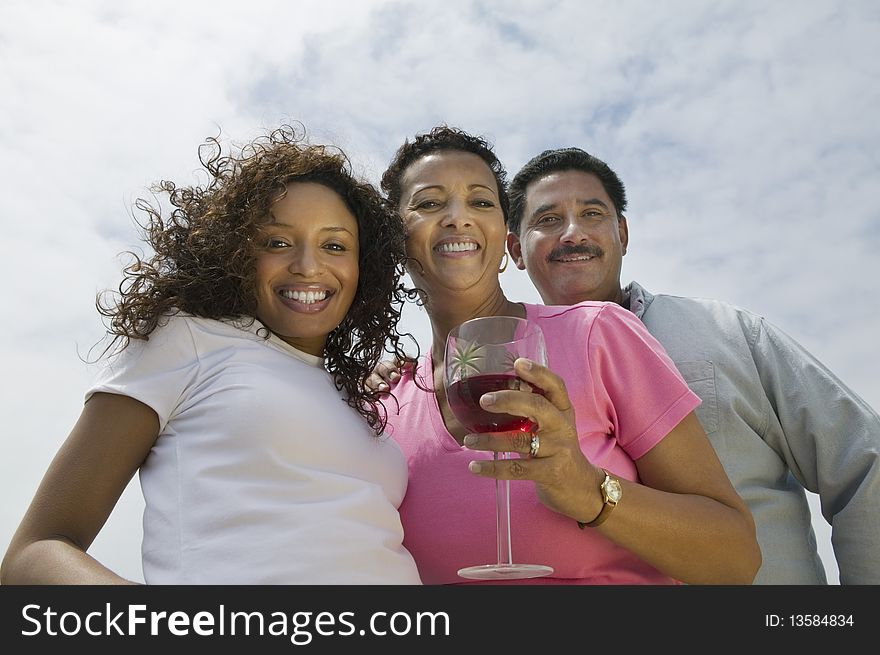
left=97, top=123, right=412, bottom=434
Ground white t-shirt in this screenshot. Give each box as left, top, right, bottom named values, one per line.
left=87, top=314, right=421, bottom=584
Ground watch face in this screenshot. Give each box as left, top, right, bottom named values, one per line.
left=605, top=478, right=622, bottom=503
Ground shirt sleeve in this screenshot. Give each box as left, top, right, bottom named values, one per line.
left=86, top=316, right=200, bottom=433
left=588, top=303, right=701, bottom=460
left=749, top=316, right=880, bottom=584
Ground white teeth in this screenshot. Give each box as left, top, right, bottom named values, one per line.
left=437, top=242, right=478, bottom=253
left=280, top=289, right=328, bottom=303
left=560, top=255, right=594, bottom=262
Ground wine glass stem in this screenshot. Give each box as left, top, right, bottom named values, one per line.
left=495, top=451, right=513, bottom=566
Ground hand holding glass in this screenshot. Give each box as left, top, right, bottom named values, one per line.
left=444, top=315, right=554, bottom=580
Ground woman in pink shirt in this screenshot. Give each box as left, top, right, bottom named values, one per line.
left=377, top=125, right=760, bottom=585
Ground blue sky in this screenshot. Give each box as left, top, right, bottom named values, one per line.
left=2, top=0, right=878, bottom=584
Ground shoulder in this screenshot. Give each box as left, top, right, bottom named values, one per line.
left=647, top=292, right=765, bottom=327
left=527, top=302, right=659, bottom=354
left=527, top=300, right=649, bottom=339
left=540, top=299, right=646, bottom=329
left=159, top=314, right=264, bottom=343
left=526, top=299, right=628, bottom=324
left=116, top=315, right=262, bottom=365
left=102, top=313, right=201, bottom=368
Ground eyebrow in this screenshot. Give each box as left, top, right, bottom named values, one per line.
left=263, top=221, right=356, bottom=236
left=529, top=197, right=611, bottom=220
left=321, top=226, right=356, bottom=235
left=411, top=184, right=497, bottom=195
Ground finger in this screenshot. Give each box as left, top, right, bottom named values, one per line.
left=365, top=372, right=390, bottom=393
left=468, top=457, right=540, bottom=480
left=374, top=359, right=402, bottom=384
left=513, top=358, right=574, bottom=416
left=463, top=432, right=533, bottom=456
left=479, top=387, right=561, bottom=433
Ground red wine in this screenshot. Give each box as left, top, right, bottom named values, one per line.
left=447, top=373, right=545, bottom=433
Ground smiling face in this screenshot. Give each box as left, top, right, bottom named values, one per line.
left=397, top=150, right=507, bottom=302
left=254, top=182, right=359, bottom=356
left=507, top=169, right=628, bottom=306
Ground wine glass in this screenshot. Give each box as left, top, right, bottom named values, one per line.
left=444, top=315, right=554, bottom=580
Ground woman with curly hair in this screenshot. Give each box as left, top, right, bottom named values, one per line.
left=1, top=124, right=422, bottom=584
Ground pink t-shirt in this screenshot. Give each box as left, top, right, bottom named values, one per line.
left=383, top=301, right=701, bottom=585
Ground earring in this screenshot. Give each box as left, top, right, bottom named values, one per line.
left=498, top=252, right=509, bottom=273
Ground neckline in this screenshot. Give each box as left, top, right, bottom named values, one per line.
left=238, top=317, right=324, bottom=368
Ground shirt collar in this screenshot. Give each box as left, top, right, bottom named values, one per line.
left=622, top=280, right=653, bottom=319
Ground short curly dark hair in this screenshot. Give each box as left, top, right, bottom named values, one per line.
left=508, top=147, right=628, bottom=235
left=380, top=124, right=510, bottom=222
left=97, top=123, right=411, bottom=434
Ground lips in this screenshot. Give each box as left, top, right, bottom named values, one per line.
left=279, top=288, right=329, bottom=304
left=555, top=253, right=596, bottom=263
left=433, top=238, right=480, bottom=255
left=276, top=286, right=335, bottom=312
left=548, top=244, right=603, bottom=263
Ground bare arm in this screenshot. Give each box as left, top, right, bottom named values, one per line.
left=610, top=412, right=760, bottom=584
left=1, top=392, right=159, bottom=584
left=465, top=358, right=761, bottom=585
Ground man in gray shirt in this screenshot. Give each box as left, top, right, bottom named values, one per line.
left=505, top=147, right=880, bottom=584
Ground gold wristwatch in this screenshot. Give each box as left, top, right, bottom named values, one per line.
left=578, top=469, right=622, bottom=529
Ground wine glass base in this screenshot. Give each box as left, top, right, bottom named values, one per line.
left=457, top=563, right=554, bottom=580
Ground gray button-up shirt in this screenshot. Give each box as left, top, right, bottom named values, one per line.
left=626, top=281, right=880, bottom=584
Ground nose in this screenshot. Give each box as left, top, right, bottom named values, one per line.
left=287, top=244, right=321, bottom=277
left=440, top=197, right=473, bottom=229
left=560, top=214, right=590, bottom=244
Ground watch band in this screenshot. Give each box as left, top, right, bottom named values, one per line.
left=577, top=469, right=621, bottom=529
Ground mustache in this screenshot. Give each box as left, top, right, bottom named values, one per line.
left=548, top=243, right=604, bottom=261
